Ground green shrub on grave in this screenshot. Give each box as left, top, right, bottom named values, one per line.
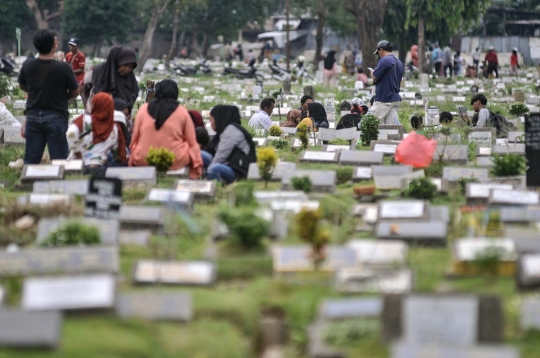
left=336, top=167, right=353, bottom=185
left=359, top=114, right=379, bottom=146
left=472, top=245, right=506, bottom=276
left=458, top=177, right=479, bottom=195
left=328, top=138, right=350, bottom=146
left=468, top=141, right=479, bottom=161
left=297, top=123, right=309, bottom=148
left=319, top=194, right=354, bottom=223
left=41, top=222, right=100, bottom=247
left=324, top=319, right=380, bottom=345
left=217, top=207, right=269, bottom=249
left=490, top=154, right=526, bottom=177
left=269, top=138, right=290, bottom=149
left=509, top=103, right=529, bottom=117
left=404, top=178, right=437, bottom=201
left=231, top=181, right=257, bottom=207
left=146, top=147, right=176, bottom=174
left=268, top=125, right=283, bottom=137
left=0, top=74, right=10, bottom=99
left=291, top=176, right=313, bottom=193
left=257, top=147, right=278, bottom=189
left=424, top=161, right=444, bottom=178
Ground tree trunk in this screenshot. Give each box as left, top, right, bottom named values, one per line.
left=417, top=14, right=425, bottom=74
left=312, top=10, right=326, bottom=70
left=346, top=0, right=389, bottom=72
left=201, top=29, right=210, bottom=58
left=177, top=31, right=185, bottom=57
left=397, top=31, right=406, bottom=64
left=166, top=3, right=180, bottom=69
left=138, top=0, right=172, bottom=73
left=25, top=0, right=48, bottom=29
left=190, top=29, right=201, bottom=57
left=285, top=0, right=291, bottom=71
left=93, top=41, right=101, bottom=58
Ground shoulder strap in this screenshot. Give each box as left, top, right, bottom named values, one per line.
left=374, top=58, right=397, bottom=84
left=69, top=52, right=79, bottom=66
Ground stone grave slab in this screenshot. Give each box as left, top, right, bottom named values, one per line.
left=372, top=165, right=413, bottom=177
left=475, top=156, right=494, bottom=167
left=391, top=344, right=519, bottom=358
left=339, top=151, right=384, bottom=166
left=378, top=125, right=404, bottom=140
left=489, top=175, right=526, bottom=189
left=299, top=151, right=339, bottom=164
left=521, top=298, right=540, bottom=330
left=272, top=246, right=358, bottom=273
left=133, top=260, right=216, bottom=285
left=270, top=200, right=319, bottom=213
left=433, top=145, right=469, bottom=164
left=252, top=137, right=268, bottom=147
left=146, top=189, right=194, bottom=210
left=430, top=206, right=450, bottom=223
left=0, top=246, right=118, bottom=277
left=119, top=230, right=150, bottom=247
left=319, top=298, right=382, bottom=320
left=466, top=183, right=513, bottom=205
left=353, top=167, right=372, bottom=181
left=499, top=206, right=540, bottom=223
left=21, top=165, right=64, bottom=184
left=378, top=201, right=428, bottom=221
left=175, top=180, right=216, bottom=200
left=517, top=253, right=540, bottom=288
left=33, top=180, right=89, bottom=196
left=22, top=274, right=115, bottom=311
left=489, top=189, right=539, bottom=206
left=508, top=131, right=525, bottom=143
left=37, top=217, right=119, bottom=246
left=280, top=127, right=297, bottom=136
left=166, top=167, right=188, bottom=178
left=50, top=159, right=83, bottom=173
left=370, top=141, right=400, bottom=156
left=442, top=167, right=489, bottom=182
left=322, top=145, right=354, bottom=152
left=17, top=193, right=71, bottom=207
left=453, top=238, right=516, bottom=262
left=281, top=170, right=336, bottom=193
left=468, top=128, right=496, bottom=145
left=318, top=127, right=357, bottom=141
left=254, top=191, right=308, bottom=204
left=374, top=176, right=402, bottom=190
left=477, top=147, right=492, bottom=156
left=335, top=269, right=413, bottom=294
left=347, top=239, right=407, bottom=267
left=0, top=310, right=61, bottom=348
left=1, top=126, right=25, bottom=146
left=116, top=292, right=192, bottom=321
left=105, top=167, right=156, bottom=186
left=119, top=205, right=164, bottom=231
left=376, top=222, right=447, bottom=246
left=493, top=143, right=525, bottom=155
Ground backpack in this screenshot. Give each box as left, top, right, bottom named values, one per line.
left=489, top=110, right=517, bottom=138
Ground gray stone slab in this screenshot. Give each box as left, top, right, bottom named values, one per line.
left=319, top=298, right=383, bottom=320
left=252, top=137, right=268, bottom=147
left=466, top=183, right=513, bottom=205
left=133, top=260, right=216, bottom=285
left=105, top=167, right=157, bottom=185
left=521, top=298, right=540, bottom=330
left=378, top=200, right=427, bottom=220
left=518, top=253, right=540, bottom=288
left=347, top=239, right=408, bottom=267
left=442, top=167, right=489, bottom=182
left=166, top=167, right=188, bottom=178
left=318, top=127, right=357, bottom=141
left=0, top=246, right=119, bottom=277
left=335, top=269, right=413, bottom=294
left=37, top=217, right=119, bottom=246
left=339, top=150, right=384, bottom=166
left=116, top=292, right=192, bottom=321
left=2, top=126, right=25, bottom=145
left=500, top=206, right=540, bottom=223
left=254, top=191, right=308, bottom=204
left=174, top=180, right=216, bottom=200
left=299, top=151, right=339, bottom=163
left=429, top=206, right=450, bottom=223
left=22, top=274, right=115, bottom=311
left=374, top=176, right=402, bottom=190
left=489, top=189, right=539, bottom=206
left=475, top=156, right=495, bottom=167
left=17, top=193, right=72, bottom=207
left=21, top=165, right=64, bottom=184
left=370, top=141, right=400, bottom=156
left=378, top=125, right=404, bottom=140
left=467, top=128, right=496, bottom=145
left=433, top=145, right=469, bottom=164
left=322, top=145, right=355, bottom=152
left=376, top=222, right=447, bottom=245
left=508, top=131, right=525, bottom=143
left=50, top=160, right=83, bottom=173
left=391, top=343, right=519, bottom=358
left=247, top=162, right=296, bottom=181
left=489, top=175, right=526, bottom=189
left=372, top=165, right=413, bottom=177
left=119, top=205, right=164, bottom=231
left=453, top=238, right=516, bottom=262
left=477, top=146, right=492, bottom=156
left=281, top=170, right=336, bottom=193
left=119, top=230, right=150, bottom=246
left=493, top=143, right=525, bottom=155
left=146, top=189, right=194, bottom=210
left=0, top=310, right=61, bottom=348
left=33, top=180, right=89, bottom=196
left=280, top=126, right=297, bottom=135
left=273, top=245, right=358, bottom=273
left=308, top=321, right=346, bottom=358
left=352, top=166, right=372, bottom=181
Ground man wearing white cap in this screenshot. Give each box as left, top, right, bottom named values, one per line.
left=484, top=46, right=499, bottom=78
left=65, top=37, right=85, bottom=86
left=510, top=47, right=520, bottom=76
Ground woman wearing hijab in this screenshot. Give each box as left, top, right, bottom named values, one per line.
left=66, top=93, right=126, bottom=176
left=323, top=50, right=339, bottom=88
left=91, top=46, right=139, bottom=118
left=337, top=98, right=364, bottom=130
left=201, top=105, right=256, bottom=184
left=281, top=109, right=302, bottom=128
left=188, top=110, right=205, bottom=128
left=129, top=79, right=202, bottom=179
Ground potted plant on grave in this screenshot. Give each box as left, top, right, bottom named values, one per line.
left=490, top=154, right=526, bottom=178
left=296, top=208, right=330, bottom=269
left=358, top=114, right=379, bottom=146
left=297, top=123, right=309, bottom=149
left=291, top=176, right=312, bottom=193
left=403, top=178, right=437, bottom=201
left=257, top=147, right=278, bottom=189
left=41, top=222, right=100, bottom=247
left=509, top=103, right=529, bottom=118
left=217, top=207, right=269, bottom=251
left=146, top=147, right=176, bottom=177
left=268, top=125, right=283, bottom=138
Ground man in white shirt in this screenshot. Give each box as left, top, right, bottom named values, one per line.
left=248, top=97, right=275, bottom=130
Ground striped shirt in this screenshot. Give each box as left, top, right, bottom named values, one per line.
left=211, top=124, right=250, bottom=166
left=248, top=109, right=273, bottom=130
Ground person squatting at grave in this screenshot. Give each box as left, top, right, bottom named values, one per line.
left=281, top=109, right=302, bottom=127
left=18, top=29, right=80, bottom=164
left=369, top=40, right=404, bottom=125
left=66, top=93, right=127, bottom=177
left=439, top=111, right=454, bottom=125
left=337, top=98, right=366, bottom=130
left=323, top=50, right=339, bottom=88
left=129, top=79, right=203, bottom=178
left=297, top=102, right=329, bottom=134
left=187, top=110, right=209, bottom=150
left=90, top=46, right=139, bottom=130
left=300, top=95, right=313, bottom=119
left=201, top=105, right=256, bottom=184
left=248, top=97, right=275, bottom=130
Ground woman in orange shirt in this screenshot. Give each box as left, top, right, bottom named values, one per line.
left=129, top=79, right=202, bottom=179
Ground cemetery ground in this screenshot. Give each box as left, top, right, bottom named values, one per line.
left=2, top=65, right=540, bottom=357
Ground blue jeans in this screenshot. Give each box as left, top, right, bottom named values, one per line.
left=201, top=150, right=236, bottom=184
left=24, top=110, right=69, bottom=164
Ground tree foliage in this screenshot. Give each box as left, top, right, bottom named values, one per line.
left=0, top=0, right=32, bottom=38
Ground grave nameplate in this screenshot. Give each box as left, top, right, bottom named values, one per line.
left=526, top=112, right=540, bottom=186
left=281, top=170, right=336, bottom=193
left=433, top=145, right=468, bottom=164
left=22, top=274, right=115, bottom=311
left=466, top=183, right=513, bottom=204
left=119, top=205, right=164, bottom=230
left=378, top=125, right=404, bottom=140
left=17, top=193, right=71, bottom=207
left=133, top=260, right=216, bottom=285
left=489, top=189, right=539, bottom=206
left=379, top=201, right=426, bottom=220
left=50, top=160, right=83, bottom=172
left=146, top=189, right=194, bottom=209
left=175, top=180, right=216, bottom=200
left=374, top=176, right=402, bottom=190
left=318, top=127, right=357, bottom=141
left=391, top=344, right=519, bottom=358
left=339, top=151, right=384, bottom=166
left=335, top=269, right=413, bottom=294
left=116, top=292, right=192, bottom=321
left=454, top=238, right=516, bottom=261
left=0, top=310, right=61, bottom=348
left=119, top=230, right=150, bottom=246
left=254, top=191, right=308, bottom=204
left=477, top=147, right=492, bottom=156
left=33, top=180, right=89, bottom=196
left=372, top=165, right=413, bottom=177
left=353, top=167, right=372, bottom=181
left=442, top=167, right=489, bottom=182
left=37, top=217, right=119, bottom=246
left=299, top=151, right=339, bottom=163
left=468, top=128, right=496, bottom=145
left=347, top=239, right=407, bottom=267
left=270, top=200, right=319, bottom=213
left=247, top=162, right=296, bottom=181
left=273, top=246, right=358, bottom=272
left=376, top=222, right=447, bottom=245
left=319, top=298, right=382, bottom=320
left=21, top=165, right=64, bottom=184
left=105, top=167, right=156, bottom=185
left=371, top=141, right=399, bottom=155
left=166, top=167, right=188, bottom=177
left=493, top=143, right=525, bottom=155
left=85, top=177, right=122, bottom=220
left=0, top=246, right=118, bottom=277
left=323, top=145, right=354, bottom=152
left=521, top=298, right=540, bottom=330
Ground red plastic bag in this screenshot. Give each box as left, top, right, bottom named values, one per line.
left=395, top=131, right=437, bottom=168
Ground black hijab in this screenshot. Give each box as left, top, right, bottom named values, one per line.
left=210, top=105, right=241, bottom=140
left=147, top=79, right=179, bottom=130
left=308, top=102, right=329, bottom=129
left=92, top=46, right=139, bottom=109
left=324, top=51, right=337, bottom=70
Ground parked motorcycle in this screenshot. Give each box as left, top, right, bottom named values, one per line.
left=269, top=63, right=291, bottom=82
left=0, top=57, right=18, bottom=77
left=294, top=57, right=314, bottom=81
left=223, top=58, right=260, bottom=79
left=172, top=59, right=212, bottom=76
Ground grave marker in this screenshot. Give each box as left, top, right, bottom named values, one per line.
left=0, top=310, right=61, bottom=348
left=526, top=112, right=540, bottom=186
left=105, top=167, right=156, bottom=185
left=376, top=222, right=447, bottom=245
left=370, top=141, right=399, bottom=155
left=175, top=180, right=216, bottom=200
left=489, top=189, right=539, bottom=206
left=339, top=151, right=384, bottom=166
left=85, top=177, right=122, bottom=220
left=347, top=239, right=407, bottom=267
left=378, top=201, right=427, bottom=220
left=299, top=151, right=339, bottom=163
left=146, top=189, right=194, bottom=210
left=133, top=260, right=216, bottom=285
left=33, top=180, right=89, bottom=196
left=254, top=191, right=308, bottom=204
left=319, top=298, right=382, bottom=320
left=353, top=167, right=372, bottom=181
left=433, top=145, right=468, bottom=164
left=442, top=167, right=489, bottom=182
left=116, top=293, right=192, bottom=321
left=273, top=246, right=358, bottom=272
left=21, top=165, right=64, bottom=184
left=281, top=170, right=337, bottom=193
left=50, top=159, right=83, bottom=173
left=119, top=205, right=164, bottom=231
left=468, top=128, right=496, bottom=145
left=37, top=217, right=119, bottom=246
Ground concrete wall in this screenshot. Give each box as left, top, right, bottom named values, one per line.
left=461, top=36, right=537, bottom=65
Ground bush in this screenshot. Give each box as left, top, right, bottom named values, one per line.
left=336, top=167, right=353, bottom=185
left=296, top=208, right=330, bottom=267
left=509, top=103, right=529, bottom=117
left=231, top=181, right=256, bottom=207
left=424, top=161, right=444, bottom=178
left=328, top=138, right=350, bottom=145
left=319, top=194, right=354, bottom=223
left=472, top=245, right=506, bottom=276
left=0, top=75, right=10, bottom=99
left=291, top=176, right=312, bottom=193
left=324, top=319, right=380, bottom=345
left=268, top=125, right=283, bottom=137
left=458, top=177, right=479, bottom=195
left=269, top=138, right=290, bottom=149
left=41, top=222, right=100, bottom=247
left=359, top=114, right=379, bottom=146
left=404, top=178, right=437, bottom=200
left=146, top=147, right=175, bottom=174
left=217, top=207, right=269, bottom=249
left=257, top=147, right=278, bottom=188
left=490, top=154, right=526, bottom=177
left=297, top=123, right=309, bottom=148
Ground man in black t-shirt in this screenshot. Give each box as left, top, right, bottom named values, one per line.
left=18, top=29, right=79, bottom=164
